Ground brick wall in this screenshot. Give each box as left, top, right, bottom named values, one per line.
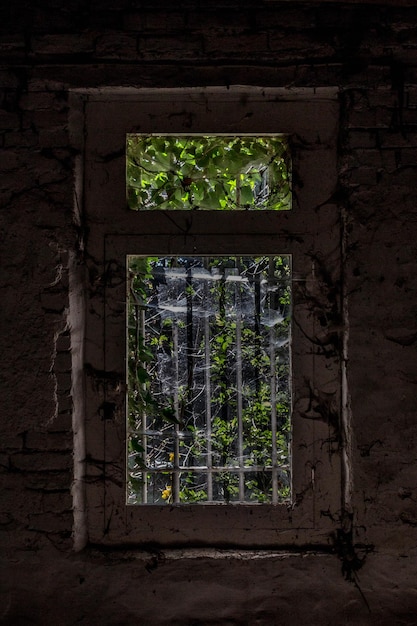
left=1, top=1, right=417, bottom=624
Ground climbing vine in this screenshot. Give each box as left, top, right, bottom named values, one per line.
left=127, top=255, right=291, bottom=505
left=126, top=135, right=291, bottom=211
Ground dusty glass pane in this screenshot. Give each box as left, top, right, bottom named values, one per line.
left=127, top=256, right=291, bottom=504
left=126, top=136, right=291, bottom=211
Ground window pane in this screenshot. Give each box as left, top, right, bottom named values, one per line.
left=126, top=136, right=291, bottom=211
left=127, top=256, right=292, bottom=504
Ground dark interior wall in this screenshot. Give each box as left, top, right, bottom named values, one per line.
left=1, top=1, right=417, bottom=624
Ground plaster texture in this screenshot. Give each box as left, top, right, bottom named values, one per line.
left=1, top=1, right=417, bottom=623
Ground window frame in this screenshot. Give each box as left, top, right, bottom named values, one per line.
left=78, top=87, right=343, bottom=547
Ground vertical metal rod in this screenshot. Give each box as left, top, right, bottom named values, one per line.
left=173, top=316, right=180, bottom=504
left=202, top=260, right=213, bottom=501
left=218, top=268, right=229, bottom=501
left=235, top=261, right=244, bottom=501
left=140, top=307, right=148, bottom=504
left=268, top=258, right=278, bottom=504
left=254, top=264, right=262, bottom=398
left=204, top=303, right=213, bottom=501
left=184, top=267, right=194, bottom=500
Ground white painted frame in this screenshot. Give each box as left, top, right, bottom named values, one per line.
left=75, top=87, right=343, bottom=547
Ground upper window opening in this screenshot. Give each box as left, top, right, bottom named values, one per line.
left=126, top=135, right=291, bottom=211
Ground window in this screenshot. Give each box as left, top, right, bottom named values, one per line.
left=126, top=135, right=291, bottom=212
left=126, top=134, right=293, bottom=507
left=78, top=87, right=343, bottom=547
left=127, top=253, right=292, bottom=506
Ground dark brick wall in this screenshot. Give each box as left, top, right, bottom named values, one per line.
left=1, top=2, right=417, bottom=624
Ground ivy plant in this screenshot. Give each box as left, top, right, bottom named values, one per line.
left=126, top=135, right=291, bottom=211
left=127, top=255, right=291, bottom=505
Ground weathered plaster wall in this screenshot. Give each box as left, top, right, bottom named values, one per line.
left=1, top=1, right=417, bottom=623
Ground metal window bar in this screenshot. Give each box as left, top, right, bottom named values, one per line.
left=173, top=318, right=180, bottom=504
left=140, top=307, right=148, bottom=504
left=234, top=262, right=245, bottom=501
left=204, top=270, right=213, bottom=501
left=268, top=258, right=278, bottom=504
left=127, top=256, right=291, bottom=505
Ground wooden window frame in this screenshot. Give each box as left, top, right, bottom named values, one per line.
left=74, top=87, right=344, bottom=548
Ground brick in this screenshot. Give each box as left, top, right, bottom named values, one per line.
left=268, top=32, right=334, bottom=59
left=145, top=10, right=185, bottom=30
left=56, top=394, right=73, bottom=413
left=122, top=12, right=147, bottom=31
left=398, top=147, right=417, bottom=165
left=31, top=109, right=67, bottom=128
left=31, top=7, right=79, bottom=32
left=41, top=491, right=73, bottom=512
left=26, top=470, right=72, bottom=491
left=89, top=10, right=124, bottom=29
left=0, top=149, right=20, bottom=171
left=39, top=128, right=70, bottom=148
left=400, top=109, right=417, bottom=125
left=0, top=35, right=26, bottom=59
left=0, top=433, right=24, bottom=450
left=348, top=108, right=378, bottom=128
left=56, top=337, right=71, bottom=353
left=3, top=129, right=39, bottom=148
left=381, top=167, right=417, bottom=188
left=0, top=70, right=20, bottom=89
left=94, top=33, right=138, bottom=60
left=138, top=35, right=203, bottom=59
left=396, top=48, right=417, bottom=66
left=254, top=7, right=315, bottom=29
left=349, top=166, right=379, bottom=186
left=28, top=511, right=72, bottom=533
left=11, top=451, right=72, bottom=472
left=90, top=0, right=129, bottom=9
left=353, top=148, right=383, bottom=167
left=0, top=511, right=15, bottom=527
left=31, top=157, right=69, bottom=187
left=54, top=352, right=71, bottom=373
left=40, top=291, right=66, bottom=313
left=31, top=33, right=95, bottom=56
left=0, top=170, right=37, bottom=199
left=367, top=89, right=397, bottom=107
left=379, top=129, right=417, bottom=148
left=348, top=130, right=378, bottom=148
left=0, top=485, right=42, bottom=516
left=18, top=92, right=67, bottom=112
left=186, top=9, right=249, bottom=30
left=0, top=454, right=10, bottom=471
left=204, top=32, right=269, bottom=56
left=0, top=110, right=21, bottom=133
left=405, top=86, right=417, bottom=108
left=25, top=431, right=72, bottom=451
left=47, top=411, right=72, bottom=432
left=55, top=372, right=72, bottom=393
left=381, top=149, right=399, bottom=170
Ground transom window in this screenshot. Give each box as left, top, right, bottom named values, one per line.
left=126, top=135, right=291, bottom=211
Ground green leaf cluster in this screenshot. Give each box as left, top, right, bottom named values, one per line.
left=127, top=255, right=292, bottom=505
left=126, top=135, right=291, bottom=211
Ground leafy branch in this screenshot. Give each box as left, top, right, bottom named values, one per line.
left=126, top=135, right=291, bottom=211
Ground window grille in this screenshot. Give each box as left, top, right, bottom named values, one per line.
left=127, top=255, right=291, bottom=505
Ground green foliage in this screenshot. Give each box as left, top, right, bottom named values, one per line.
left=127, top=254, right=291, bottom=506
left=126, top=135, right=291, bottom=211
